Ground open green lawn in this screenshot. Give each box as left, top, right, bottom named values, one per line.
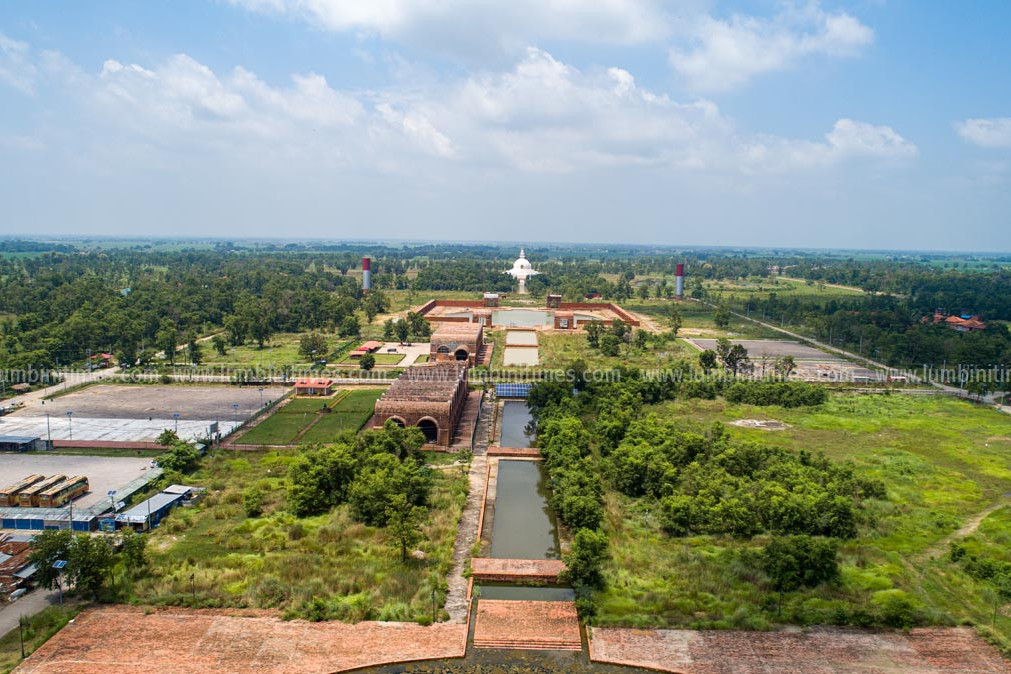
left=199, top=332, right=308, bottom=367
left=335, top=352, right=405, bottom=366
left=238, top=389, right=385, bottom=446
left=537, top=332, right=691, bottom=370
left=129, top=450, right=467, bottom=623
left=597, top=393, right=1011, bottom=647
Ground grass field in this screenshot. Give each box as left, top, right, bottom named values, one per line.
left=537, top=332, right=691, bottom=370
left=596, top=393, right=1011, bottom=647
left=238, top=389, right=385, bottom=446
left=128, top=449, right=467, bottom=623
left=0, top=603, right=87, bottom=674
left=335, top=353, right=405, bottom=366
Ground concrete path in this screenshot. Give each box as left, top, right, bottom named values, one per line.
left=0, top=588, right=61, bottom=640
left=444, top=394, right=493, bottom=623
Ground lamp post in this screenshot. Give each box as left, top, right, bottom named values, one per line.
left=173, top=412, right=180, bottom=433
left=108, top=490, right=117, bottom=515
left=66, top=410, right=73, bottom=440
left=52, top=560, right=67, bottom=609
left=18, top=615, right=26, bottom=659
left=231, top=403, right=239, bottom=421
left=258, top=387, right=264, bottom=407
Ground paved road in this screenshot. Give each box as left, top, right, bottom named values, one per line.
left=0, top=587, right=61, bottom=640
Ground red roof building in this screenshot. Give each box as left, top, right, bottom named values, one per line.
left=932, top=312, right=986, bottom=333
left=351, top=341, right=383, bottom=357
left=293, top=378, right=335, bottom=396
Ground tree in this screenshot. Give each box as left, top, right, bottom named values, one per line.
left=187, top=335, right=202, bottom=365
left=158, top=441, right=201, bottom=473
left=299, top=333, right=329, bottom=360
left=713, top=304, right=731, bottom=329
left=349, top=453, right=431, bottom=526
left=599, top=334, right=621, bottom=357
left=699, top=349, right=718, bottom=373
left=156, top=429, right=180, bottom=446
left=664, top=305, right=683, bottom=337
left=762, top=536, right=839, bottom=614
left=67, top=533, right=114, bottom=598
left=633, top=330, right=649, bottom=350
left=359, top=353, right=376, bottom=370
left=561, top=528, right=609, bottom=591
left=27, top=529, right=72, bottom=590
left=637, top=283, right=650, bottom=301
left=716, top=338, right=750, bottom=375
left=156, top=319, right=178, bottom=364
left=773, top=355, right=796, bottom=379
left=287, top=445, right=358, bottom=517
left=386, top=493, right=425, bottom=563
left=120, top=528, right=148, bottom=575
left=211, top=334, right=228, bottom=356
left=382, top=319, right=395, bottom=341
left=339, top=315, right=360, bottom=338
left=395, top=318, right=410, bottom=344
left=585, top=321, right=603, bottom=349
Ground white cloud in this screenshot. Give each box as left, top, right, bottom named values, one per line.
left=668, top=3, right=873, bottom=92
left=229, top=0, right=673, bottom=58
left=4, top=33, right=913, bottom=179
left=0, top=30, right=37, bottom=93
left=955, top=118, right=1011, bottom=149
left=741, top=119, right=915, bottom=173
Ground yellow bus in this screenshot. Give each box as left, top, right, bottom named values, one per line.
left=0, top=474, right=45, bottom=507
left=18, top=475, right=67, bottom=507
left=38, top=476, right=89, bottom=508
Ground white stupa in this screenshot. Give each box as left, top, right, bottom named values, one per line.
left=505, top=248, right=540, bottom=294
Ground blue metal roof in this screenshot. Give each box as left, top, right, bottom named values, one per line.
left=0, top=435, right=40, bottom=443
left=495, top=383, right=532, bottom=398
left=117, top=492, right=183, bottom=522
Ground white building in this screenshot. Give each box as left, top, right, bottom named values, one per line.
left=504, top=248, right=540, bottom=294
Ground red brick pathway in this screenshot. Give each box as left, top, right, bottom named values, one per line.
left=470, top=558, right=565, bottom=582
left=473, top=600, right=581, bottom=651
left=588, top=626, right=1011, bottom=673
left=487, top=446, right=541, bottom=458
left=15, top=606, right=467, bottom=674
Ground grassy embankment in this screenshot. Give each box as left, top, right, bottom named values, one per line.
left=596, top=393, right=1011, bottom=646
left=238, top=389, right=384, bottom=446
left=128, top=448, right=467, bottom=622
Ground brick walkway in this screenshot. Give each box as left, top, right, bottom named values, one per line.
left=470, top=558, right=565, bottom=582
left=473, top=600, right=581, bottom=651
left=588, top=626, right=1011, bottom=673
left=14, top=606, right=467, bottom=674
left=487, top=446, right=541, bottom=458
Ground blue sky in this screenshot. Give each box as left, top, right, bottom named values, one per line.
left=1, top=1, right=1009, bottom=250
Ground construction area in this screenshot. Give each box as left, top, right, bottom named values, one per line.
left=686, top=338, right=883, bottom=382
left=0, top=385, right=287, bottom=444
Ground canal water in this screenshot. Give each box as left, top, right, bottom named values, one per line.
left=482, top=401, right=571, bottom=602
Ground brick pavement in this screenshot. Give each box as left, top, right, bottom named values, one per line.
left=588, top=626, right=1011, bottom=673
left=470, top=558, right=565, bottom=583
left=14, top=606, right=468, bottom=674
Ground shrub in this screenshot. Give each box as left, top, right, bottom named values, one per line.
left=243, top=487, right=264, bottom=518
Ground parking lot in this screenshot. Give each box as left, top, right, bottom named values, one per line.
left=0, top=384, right=287, bottom=442
left=0, top=453, right=154, bottom=509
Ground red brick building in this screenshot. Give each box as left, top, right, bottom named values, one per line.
left=372, top=363, right=469, bottom=446
left=430, top=323, right=484, bottom=366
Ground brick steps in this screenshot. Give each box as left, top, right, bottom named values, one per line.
left=473, top=600, right=581, bottom=653
left=473, top=637, right=581, bottom=651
